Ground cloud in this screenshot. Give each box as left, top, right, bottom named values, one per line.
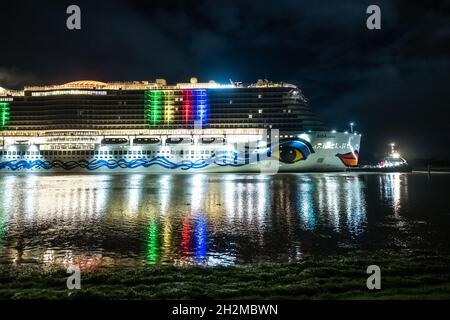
left=0, top=67, right=37, bottom=89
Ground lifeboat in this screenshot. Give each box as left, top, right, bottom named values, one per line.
left=133, top=137, right=160, bottom=145
left=101, top=137, right=128, bottom=145
left=200, top=137, right=225, bottom=144
left=166, top=137, right=193, bottom=145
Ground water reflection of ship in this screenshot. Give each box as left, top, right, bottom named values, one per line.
left=378, top=173, right=409, bottom=219
left=1, top=174, right=368, bottom=267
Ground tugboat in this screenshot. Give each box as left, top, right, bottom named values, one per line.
left=350, top=143, right=412, bottom=172
left=377, top=143, right=411, bottom=171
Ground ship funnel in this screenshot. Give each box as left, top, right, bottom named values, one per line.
left=190, top=77, right=198, bottom=84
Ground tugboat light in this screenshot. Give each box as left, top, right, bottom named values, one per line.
left=349, top=122, right=355, bottom=133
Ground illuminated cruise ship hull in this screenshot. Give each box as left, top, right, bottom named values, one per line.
left=0, top=130, right=360, bottom=173
left=0, top=78, right=361, bottom=172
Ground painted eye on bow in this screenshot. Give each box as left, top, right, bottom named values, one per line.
left=279, top=147, right=304, bottom=163
left=271, top=139, right=314, bottom=164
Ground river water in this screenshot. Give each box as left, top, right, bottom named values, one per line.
left=0, top=173, right=449, bottom=269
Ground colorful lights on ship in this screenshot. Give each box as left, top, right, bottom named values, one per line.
left=144, top=89, right=209, bottom=128
left=0, top=102, right=10, bottom=130
left=144, top=90, right=162, bottom=125
left=182, top=89, right=193, bottom=125
left=164, top=90, right=175, bottom=125
left=194, top=89, right=207, bottom=127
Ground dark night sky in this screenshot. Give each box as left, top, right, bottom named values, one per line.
left=1, top=0, right=450, bottom=161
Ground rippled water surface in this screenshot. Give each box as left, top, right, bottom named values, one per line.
left=0, top=173, right=449, bottom=269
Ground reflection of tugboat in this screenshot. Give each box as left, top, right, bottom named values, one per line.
left=350, top=143, right=412, bottom=172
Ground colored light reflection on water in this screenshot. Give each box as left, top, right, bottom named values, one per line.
left=181, top=217, right=191, bottom=257
left=195, top=214, right=207, bottom=263
left=0, top=208, right=4, bottom=245
left=298, top=179, right=316, bottom=230
left=0, top=173, right=449, bottom=268
left=146, top=219, right=158, bottom=264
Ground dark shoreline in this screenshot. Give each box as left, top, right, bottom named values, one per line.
left=1, top=252, right=449, bottom=300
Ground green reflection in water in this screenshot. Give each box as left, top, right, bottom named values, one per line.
left=0, top=190, right=4, bottom=246
left=0, top=214, right=3, bottom=246
left=146, top=219, right=158, bottom=264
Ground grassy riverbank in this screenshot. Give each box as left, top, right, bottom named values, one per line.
left=1, top=253, right=449, bottom=299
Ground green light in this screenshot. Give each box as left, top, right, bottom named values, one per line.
left=146, top=219, right=158, bottom=264
left=0, top=102, right=10, bottom=130
left=144, top=91, right=151, bottom=125
left=144, top=90, right=163, bottom=126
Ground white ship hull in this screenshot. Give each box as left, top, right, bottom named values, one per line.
left=0, top=131, right=361, bottom=173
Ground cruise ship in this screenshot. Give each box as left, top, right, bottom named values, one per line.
left=0, top=78, right=361, bottom=173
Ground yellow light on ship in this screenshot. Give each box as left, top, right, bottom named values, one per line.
left=164, top=90, right=175, bottom=125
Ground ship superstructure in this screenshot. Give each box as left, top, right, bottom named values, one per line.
left=0, top=78, right=361, bottom=172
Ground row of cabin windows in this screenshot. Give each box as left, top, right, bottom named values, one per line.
left=0, top=149, right=214, bottom=156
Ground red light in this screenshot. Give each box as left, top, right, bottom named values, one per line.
left=182, top=90, right=193, bottom=125
left=181, top=217, right=191, bottom=254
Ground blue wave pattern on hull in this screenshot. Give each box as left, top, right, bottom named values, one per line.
left=0, top=156, right=247, bottom=171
